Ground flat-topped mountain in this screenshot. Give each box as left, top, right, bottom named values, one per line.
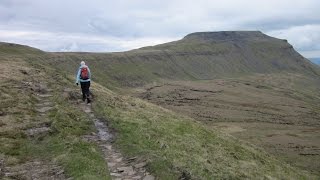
left=183, top=31, right=270, bottom=41
left=55, top=31, right=320, bottom=87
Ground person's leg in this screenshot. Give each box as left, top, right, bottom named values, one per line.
left=86, top=81, right=91, bottom=103
left=80, top=82, right=86, bottom=101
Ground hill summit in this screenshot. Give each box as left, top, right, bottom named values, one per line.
left=183, top=31, right=270, bottom=41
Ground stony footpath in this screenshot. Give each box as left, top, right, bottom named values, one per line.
left=80, top=101, right=155, bottom=180
left=27, top=83, right=54, bottom=137
left=3, top=83, right=156, bottom=180
left=2, top=82, right=67, bottom=180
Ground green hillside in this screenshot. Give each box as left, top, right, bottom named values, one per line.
left=0, top=31, right=319, bottom=179
left=42, top=31, right=320, bottom=89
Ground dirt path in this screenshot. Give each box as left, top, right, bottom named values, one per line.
left=3, top=83, right=155, bottom=180
left=80, top=102, right=155, bottom=180
left=2, top=83, right=67, bottom=180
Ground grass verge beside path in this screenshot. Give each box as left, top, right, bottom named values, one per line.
left=27, top=94, right=110, bottom=180
left=0, top=56, right=110, bottom=179
left=92, top=83, right=315, bottom=179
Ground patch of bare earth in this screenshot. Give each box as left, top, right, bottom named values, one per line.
left=3, top=160, right=66, bottom=180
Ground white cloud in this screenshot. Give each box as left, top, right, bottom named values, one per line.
left=0, top=29, right=177, bottom=52
left=267, top=24, right=320, bottom=57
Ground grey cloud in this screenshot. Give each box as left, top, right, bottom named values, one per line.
left=243, top=18, right=320, bottom=31
left=267, top=24, right=320, bottom=59
left=0, top=0, right=319, bottom=57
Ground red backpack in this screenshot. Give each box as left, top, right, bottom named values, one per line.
left=80, top=67, right=89, bottom=80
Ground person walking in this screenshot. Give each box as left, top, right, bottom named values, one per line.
left=76, top=61, right=91, bottom=103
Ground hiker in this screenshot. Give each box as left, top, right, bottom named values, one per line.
left=76, top=61, right=91, bottom=103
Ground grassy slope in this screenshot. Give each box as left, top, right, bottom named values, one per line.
left=0, top=39, right=318, bottom=179
left=0, top=47, right=110, bottom=179
left=132, top=72, right=320, bottom=175
left=91, top=81, right=314, bottom=179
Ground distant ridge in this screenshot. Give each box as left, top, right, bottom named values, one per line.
left=310, top=58, right=320, bottom=65
left=1, top=31, right=320, bottom=87
left=183, top=31, right=270, bottom=41
left=0, top=42, right=43, bottom=55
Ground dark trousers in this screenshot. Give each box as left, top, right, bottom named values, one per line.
left=80, top=81, right=90, bottom=100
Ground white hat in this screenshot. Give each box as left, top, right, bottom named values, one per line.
left=80, top=61, right=85, bottom=65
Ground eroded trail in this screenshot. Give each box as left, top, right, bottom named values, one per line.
left=80, top=103, right=155, bottom=180
left=2, top=82, right=67, bottom=180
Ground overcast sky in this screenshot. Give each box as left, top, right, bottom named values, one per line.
left=0, top=0, right=319, bottom=57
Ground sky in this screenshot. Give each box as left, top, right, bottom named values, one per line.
left=0, top=0, right=319, bottom=58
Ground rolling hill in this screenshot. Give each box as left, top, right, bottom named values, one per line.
left=1, top=31, right=320, bottom=179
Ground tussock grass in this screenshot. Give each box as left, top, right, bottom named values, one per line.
left=92, top=83, right=314, bottom=179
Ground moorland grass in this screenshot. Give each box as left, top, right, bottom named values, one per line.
left=92, top=83, right=314, bottom=179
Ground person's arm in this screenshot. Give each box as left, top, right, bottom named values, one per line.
left=75, top=68, right=81, bottom=84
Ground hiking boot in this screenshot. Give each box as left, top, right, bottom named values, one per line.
left=87, top=98, right=91, bottom=104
